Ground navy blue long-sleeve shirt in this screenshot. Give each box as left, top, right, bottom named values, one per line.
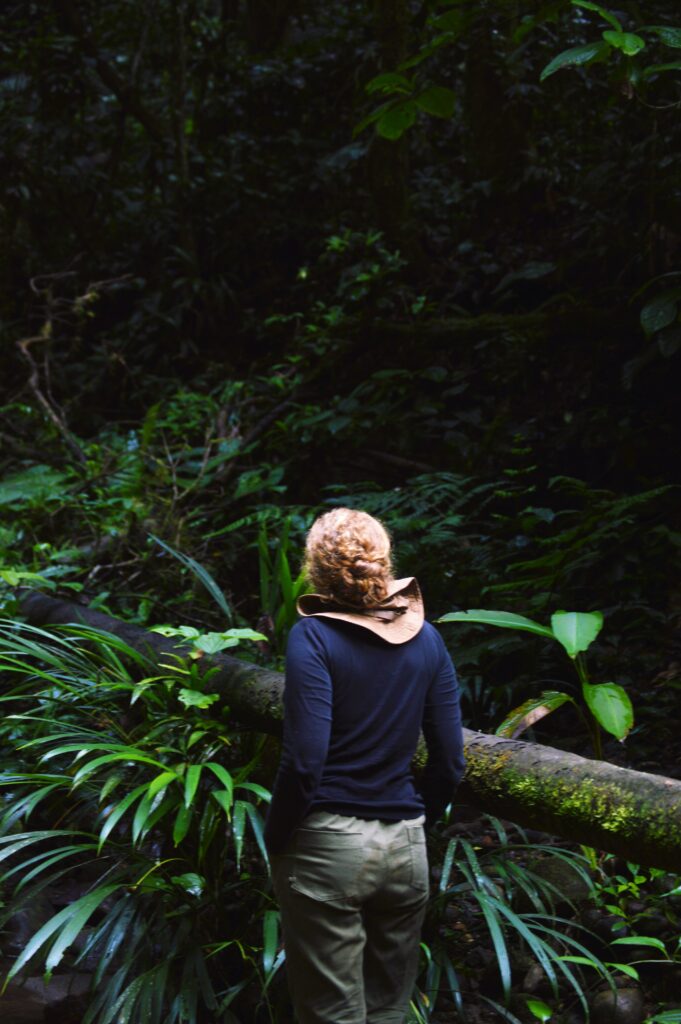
left=264, top=615, right=465, bottom=854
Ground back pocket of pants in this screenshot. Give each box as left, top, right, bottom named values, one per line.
left=289, top=829, right=364, bottom=901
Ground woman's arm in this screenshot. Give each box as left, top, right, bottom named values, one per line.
left=420, top=636, right=465, bottom=827
left=264, top=621, right=333, bottom=854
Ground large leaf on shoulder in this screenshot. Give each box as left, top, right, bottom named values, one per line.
left=583, top=682, right=634, bottom=741
left=496, top=692, right=575, bottom=739
left=438, top=609, right=554, bottom=639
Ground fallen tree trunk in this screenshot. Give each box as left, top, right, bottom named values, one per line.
left=18, top=591, right=681, bottom=872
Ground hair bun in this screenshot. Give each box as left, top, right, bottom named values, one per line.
left=350, top=559, right=380, bottom=579
left=304, top=508, right=393, bottom=607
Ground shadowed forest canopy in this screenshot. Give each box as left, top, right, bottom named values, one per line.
left=1, top=1, right=681, bottom=1020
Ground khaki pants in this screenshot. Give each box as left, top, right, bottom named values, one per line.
left=271, top=812, right=429, bottom=1024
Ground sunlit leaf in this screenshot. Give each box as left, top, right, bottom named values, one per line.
left=604, top=962, right=640, bottom=980
left=602, top=30, right=645, bottom=55
left=526, top=998, right=553, bottom=1022
left=611, top=934, right=668, bottom=953
left=178, top=688, right=219, bottom=708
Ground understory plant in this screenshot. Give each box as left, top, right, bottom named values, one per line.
left=0, top=620, right=277, bottom=1024
left=419, top=818, right=633, bottom=1021
left=438, top=609, right=634, bottom=757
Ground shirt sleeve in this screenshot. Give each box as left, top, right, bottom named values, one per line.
left=264, top=621, right=333, bottom=854
left=420, top=634, right=465, bottom=827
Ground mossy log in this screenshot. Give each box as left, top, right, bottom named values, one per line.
left=19, top=590, right=681, bottom=872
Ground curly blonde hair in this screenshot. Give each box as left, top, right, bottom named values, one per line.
left=304, top=508, right=393, bottom=607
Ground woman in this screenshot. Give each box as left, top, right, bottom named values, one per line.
left=264, top=508, right=465, bottom=1024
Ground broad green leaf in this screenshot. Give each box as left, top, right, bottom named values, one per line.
left=237, top=781, right=272, bottom=802
left=173, top=803, right=193, bottom=846
left=178, top=688, right=219, bottom=709
left=0, top=569, right=56, bottom=589
left=184, top=764, right=202, bottom=808
left=147, top=770, right=178, bottom=800
left=439, top=839, right=457, bottom=893
left=540, top=41, right=611, bottom=81
left=232, top=800, right=246, bottom=869
left=438, top=609, right=554, bottom=639
left=365, top=72, right=413, bottom=95
left=603, top=962, right=640, bottom=980
left=171, top=872, right=204, bottom=897
left=550, top=611, right=603, bottom=657
left=415, top=86, right=455, bottom=119
left=132, top=791, right=157, bottom=845
left=242, top=802, right=269, bottom=866
left=376, top=100, right=417, bottom=140
left=642, top=60, right=681, bottom=77
left=477, top=894, right=512, bottom=997
left=611, top=934, right=668, bottom=953
left=602, top=30, right=645, bottom=55
left=213, top=789, right=233, bottom=818
left=642, top=26, right=681, bottom=48
left=526, top=999, right=553, bottom=1022
left=193, top=633, right=239, bottom=654
left=572, top=0, right=622, bottom=32
left=71, top=751, right=165, bottom=785
left=221, top=628, right=268, bottom=641
left=262, top=909, right=279, bottom=977
left=560, top=955, right=605, bottom=968
left=205, top=762, right=234, bottom=801
left=495, top=691, right=573, bottom=739
left=583, top=682, right=634, bottom=740
left=0, top=466, right=69, bottom=508
left=151, top=624, right=200, bottom=639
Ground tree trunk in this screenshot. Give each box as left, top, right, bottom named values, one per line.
left=18, top=591, right=681, bottom=872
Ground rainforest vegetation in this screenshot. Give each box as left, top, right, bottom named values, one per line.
left=1, top=1, right=681, bottom=1022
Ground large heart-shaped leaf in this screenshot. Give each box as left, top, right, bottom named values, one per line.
left=551, top=611, right=603, bottom=658
left=583, top=682, right=634, bottom=740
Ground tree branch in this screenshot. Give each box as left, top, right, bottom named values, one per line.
left=17, top=590, right=681, bottom=872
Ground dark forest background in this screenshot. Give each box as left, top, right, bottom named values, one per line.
left=1, top=1, right=681, bottom=1021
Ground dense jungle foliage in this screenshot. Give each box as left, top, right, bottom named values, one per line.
left=1, top=0, right=681, bottom=1021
